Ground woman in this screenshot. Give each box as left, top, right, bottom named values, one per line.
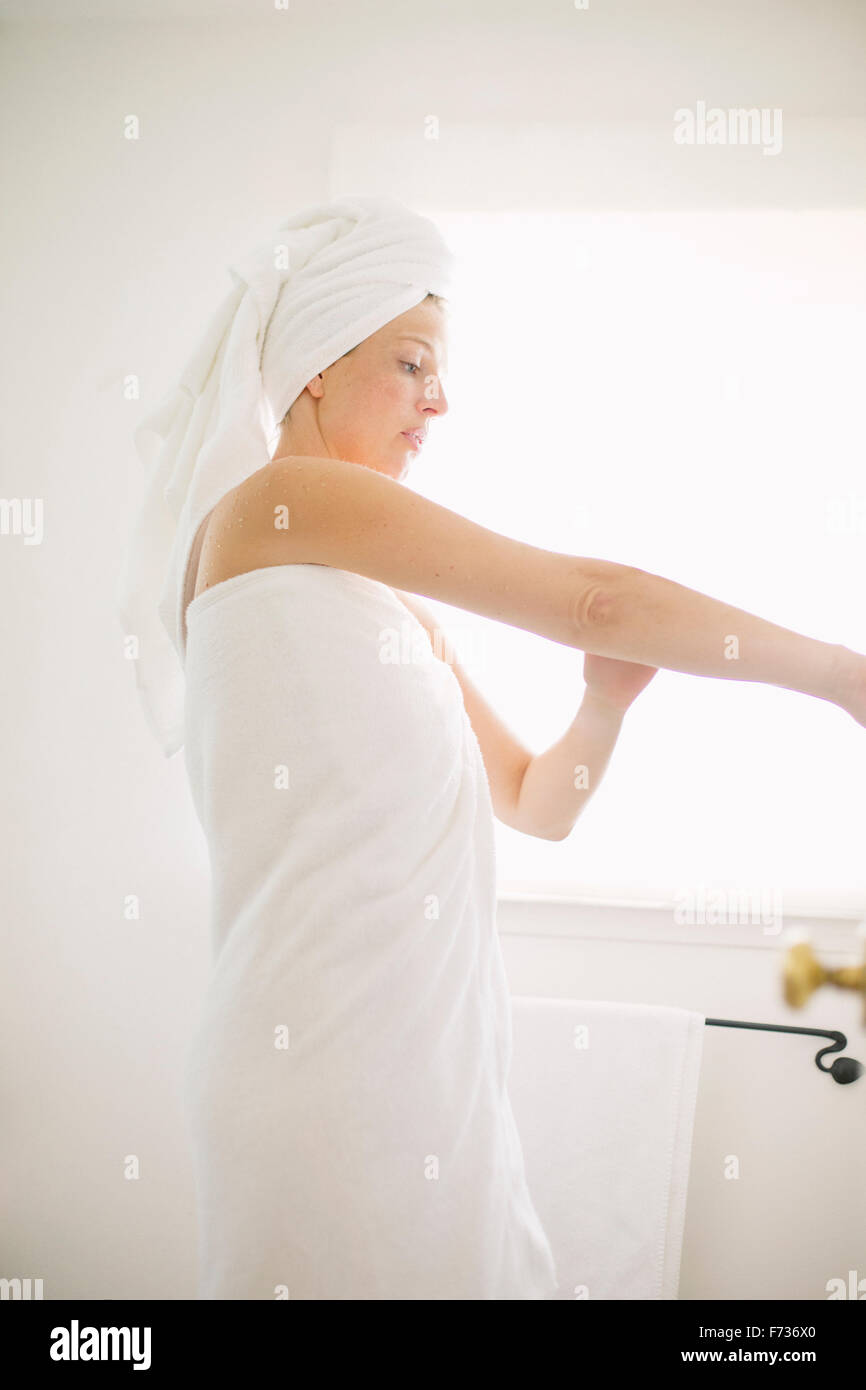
left=119, top=198, right=865, bottom=1301
left=188, top=287, right=866, bottom=833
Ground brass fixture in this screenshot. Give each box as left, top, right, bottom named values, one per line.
left=783, top=936, right=866, bottom=1026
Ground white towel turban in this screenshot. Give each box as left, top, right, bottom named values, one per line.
left=115, top=195, right=455, bottom=759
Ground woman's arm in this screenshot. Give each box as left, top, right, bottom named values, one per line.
left=514, top=654, right=659, bottom=840
left=233, top=455, right=864, bottom=723
left=588, top=566, right=855, bottom=715
left=515, top=693, right=627, bottom=841
left=394, top=588, right=657, bottom=840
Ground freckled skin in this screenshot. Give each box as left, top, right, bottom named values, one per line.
left=271, top=299, right=449, bottom=484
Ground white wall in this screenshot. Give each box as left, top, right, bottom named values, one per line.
left=1, top=0, right=864, bottom=1300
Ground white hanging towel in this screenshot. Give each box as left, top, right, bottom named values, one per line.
left=508, top=997, right=704, bottom=1299
left=180, top=563, right=559, bottom=1299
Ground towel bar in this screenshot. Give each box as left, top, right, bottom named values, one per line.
left=704, top=1018, right=861, bottom=1084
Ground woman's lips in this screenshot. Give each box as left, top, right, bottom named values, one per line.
left=401, top=430, right=423, bottom=451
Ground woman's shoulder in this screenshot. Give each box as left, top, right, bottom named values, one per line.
left=191, top=477, right=263, bottom=600
left=198, top=452, right=607, bottom=651
left=191, top=456, right=335, bottom=599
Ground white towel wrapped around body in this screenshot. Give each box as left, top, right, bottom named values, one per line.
left=180, top=562, right=559, bottom=1300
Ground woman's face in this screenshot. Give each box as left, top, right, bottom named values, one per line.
left=276, top=300, right=450, bottom=481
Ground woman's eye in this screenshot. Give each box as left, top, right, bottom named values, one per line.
left=401, top=360, right=421, bottom=375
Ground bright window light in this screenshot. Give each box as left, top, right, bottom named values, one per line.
left=410, top=209, right=866, bottom=916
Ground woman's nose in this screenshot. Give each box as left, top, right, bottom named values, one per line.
left=423, top=378, right=448, bottom=417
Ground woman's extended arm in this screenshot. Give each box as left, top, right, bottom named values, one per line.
left=583, top=565, right=855, bottom=713
left=232, top=455, right=864, bottom=725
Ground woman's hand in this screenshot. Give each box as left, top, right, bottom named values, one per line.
left=582, top=651, right=659, bottom=714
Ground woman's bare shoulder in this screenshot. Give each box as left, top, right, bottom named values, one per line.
left=231, top=453, right=614, bottom=649
left=191, top=475, right=267, bottom=598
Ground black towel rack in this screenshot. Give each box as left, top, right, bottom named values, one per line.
left=705, top=1018, right=862, bottom=1084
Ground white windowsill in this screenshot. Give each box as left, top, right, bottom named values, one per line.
left=496, top=891, right=866, bottom=957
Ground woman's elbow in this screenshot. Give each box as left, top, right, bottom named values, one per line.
left=571, top=564, right=632, bottom=635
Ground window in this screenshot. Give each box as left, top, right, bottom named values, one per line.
left=412, top=208, right=866, bottom=914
